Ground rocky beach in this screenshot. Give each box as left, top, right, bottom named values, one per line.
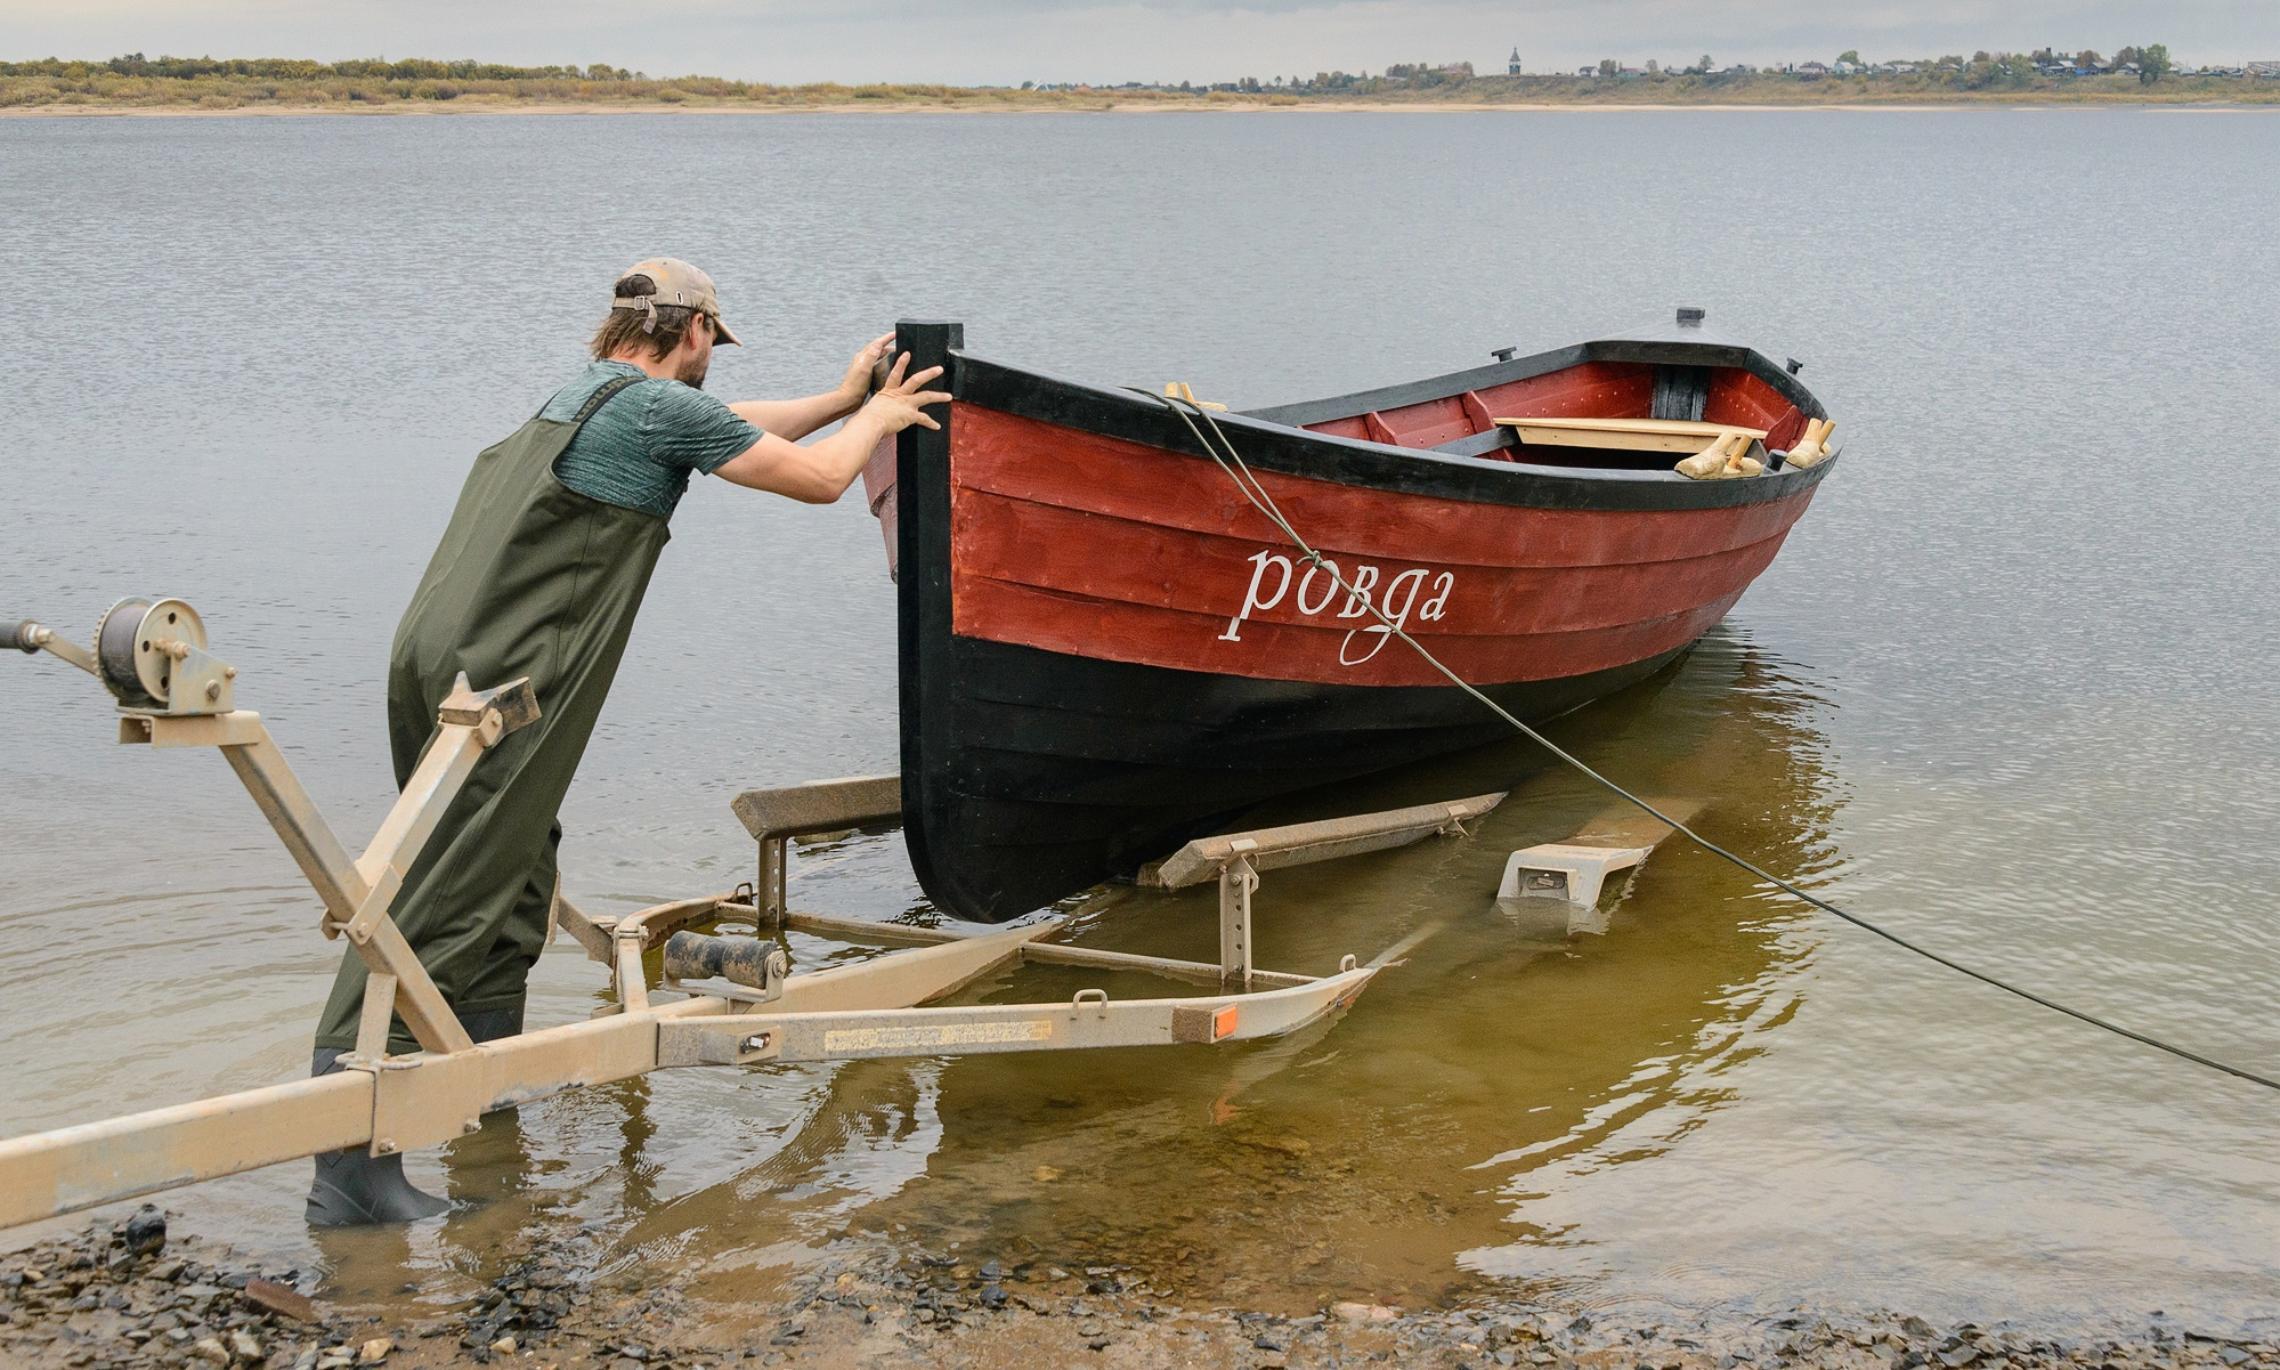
left=7, top=1214, right=2275, bottom=1370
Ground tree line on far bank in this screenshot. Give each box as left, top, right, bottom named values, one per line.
left=1, top=45, right=2266, bottom=113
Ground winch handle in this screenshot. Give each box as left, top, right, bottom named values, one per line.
left=7, top=618, right=100, bottom=676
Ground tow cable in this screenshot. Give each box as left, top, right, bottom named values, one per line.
left=1137, top=387, right=2279, bottom=1094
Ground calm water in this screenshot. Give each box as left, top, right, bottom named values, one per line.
left=2, top=110, right=2276, bottom=1333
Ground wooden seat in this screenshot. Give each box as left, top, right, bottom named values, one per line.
left=1494, top=416, right=1769, bottom=454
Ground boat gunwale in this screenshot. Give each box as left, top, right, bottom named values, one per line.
left=1242, top=335, right=1822, bottom=429
left=952, top=347, right=1838, bottom=515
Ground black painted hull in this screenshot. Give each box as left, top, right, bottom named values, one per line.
left=907, top=635, right=1689, bottom=923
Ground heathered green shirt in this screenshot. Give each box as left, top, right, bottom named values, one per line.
left=543, top=360, right=764, bottom=519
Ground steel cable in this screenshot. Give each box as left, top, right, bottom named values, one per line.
left=1133, top=388, right=2279, bottom=1094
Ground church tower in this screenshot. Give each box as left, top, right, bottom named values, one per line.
left=1507, top=47, right=1523, bottom=76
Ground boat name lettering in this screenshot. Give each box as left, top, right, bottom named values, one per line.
left=1219, top=550, right=1454, bottom=664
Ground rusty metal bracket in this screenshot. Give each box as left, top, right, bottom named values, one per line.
left=729, top=775, right=900, bottom=927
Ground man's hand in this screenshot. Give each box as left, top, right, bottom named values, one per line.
left=861, top=353, right=951, bottom=434
left=838, top=332, right=896, bottom=408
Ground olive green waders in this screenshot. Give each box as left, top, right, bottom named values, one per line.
left=307, top=374, right=669, bottom=1223
left=316, top=373, right=667, bottom=1054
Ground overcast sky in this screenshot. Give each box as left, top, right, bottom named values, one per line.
left=6, top=1, right=2276, bottom=85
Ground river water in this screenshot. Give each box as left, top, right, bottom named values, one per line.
left=2, top=109, right=2275, bottom=1334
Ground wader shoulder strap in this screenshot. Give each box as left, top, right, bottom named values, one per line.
left=570, top=373, right=648, bottom=426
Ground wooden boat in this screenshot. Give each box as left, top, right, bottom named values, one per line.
left=861, top=310, right=1838, bottom=923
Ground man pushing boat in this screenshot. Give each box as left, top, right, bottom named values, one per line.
left=305, top=259, right=947, bottom=1225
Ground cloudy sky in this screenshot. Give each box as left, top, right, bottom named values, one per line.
left=5, top=1, right=2275, bottom=85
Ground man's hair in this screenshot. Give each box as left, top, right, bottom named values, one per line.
left=590, top=272, right=699, bottom=361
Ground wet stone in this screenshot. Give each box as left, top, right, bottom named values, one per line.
left=241, top=1277, right=320, bottom=1325
left=122, top=1208, right=168, bottom=1259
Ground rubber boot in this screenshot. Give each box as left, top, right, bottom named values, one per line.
left=305, top=1047, right=452, bottom=1226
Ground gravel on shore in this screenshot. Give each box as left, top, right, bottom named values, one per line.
left=7, top=1213, right=2276, bottom=1369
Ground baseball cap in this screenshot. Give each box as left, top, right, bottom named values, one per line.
left=609, top=257, right=741, bottom=346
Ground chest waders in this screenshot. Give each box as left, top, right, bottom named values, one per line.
left=308, top=374, right=667, bottom=1224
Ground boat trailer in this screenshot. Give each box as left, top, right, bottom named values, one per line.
left=0, top=598, right=1564, bottom=1232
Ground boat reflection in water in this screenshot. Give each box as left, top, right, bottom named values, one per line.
left=600, top=628, right=1841, bottom=1314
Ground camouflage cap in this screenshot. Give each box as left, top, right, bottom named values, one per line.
left=609, top=257, right=741, bottom=346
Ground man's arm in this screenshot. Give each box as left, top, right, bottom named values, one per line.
left=713, top=355, right=947, bottom=504
left=726, top=391, right=858, bottom=444
left=727, top=333, right=893, bottom=441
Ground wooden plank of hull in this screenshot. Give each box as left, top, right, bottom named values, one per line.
left=957, top=575, right=1752, bottom=689
left=953, top=406, right=1816, bottom=567
left=953, top=495, right=1786, bottom=636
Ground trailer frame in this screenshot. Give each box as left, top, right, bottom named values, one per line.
left=0, top=602, right=1504, bottom=1230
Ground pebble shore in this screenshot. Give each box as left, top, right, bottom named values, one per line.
left=6, top=1212, right=2275, bottom=1369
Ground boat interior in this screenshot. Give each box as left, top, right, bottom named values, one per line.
left=1286, top=358, right=1816, bottom=471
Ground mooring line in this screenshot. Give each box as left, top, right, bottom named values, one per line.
left=1133, top=388, right=2280, bottom=1094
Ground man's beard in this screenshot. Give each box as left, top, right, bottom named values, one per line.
left=675, top=353, right=709, bottom=389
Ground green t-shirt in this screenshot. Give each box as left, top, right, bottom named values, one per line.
left=543, top=360, right=764, bottom=519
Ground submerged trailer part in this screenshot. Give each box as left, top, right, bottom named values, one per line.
left=1497, top=799, right=1699, bottom=908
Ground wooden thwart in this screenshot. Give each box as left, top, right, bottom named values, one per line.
left=1495, top=415, right=1770, bottom=453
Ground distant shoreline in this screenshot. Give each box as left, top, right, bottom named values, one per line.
left=7, top=96, right=2278, bottom=118
left=11, top=53, right=2276, bottom=118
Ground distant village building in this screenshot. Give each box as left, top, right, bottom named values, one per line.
left=2249, top=60, right=2280, bottom=78
left=1797, top=61, right=1830, bottom=79
left=1508, top=47, right=1523, bottom=76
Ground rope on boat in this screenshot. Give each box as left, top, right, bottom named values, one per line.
left=1135, top=388, right=2280, bottom=1096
